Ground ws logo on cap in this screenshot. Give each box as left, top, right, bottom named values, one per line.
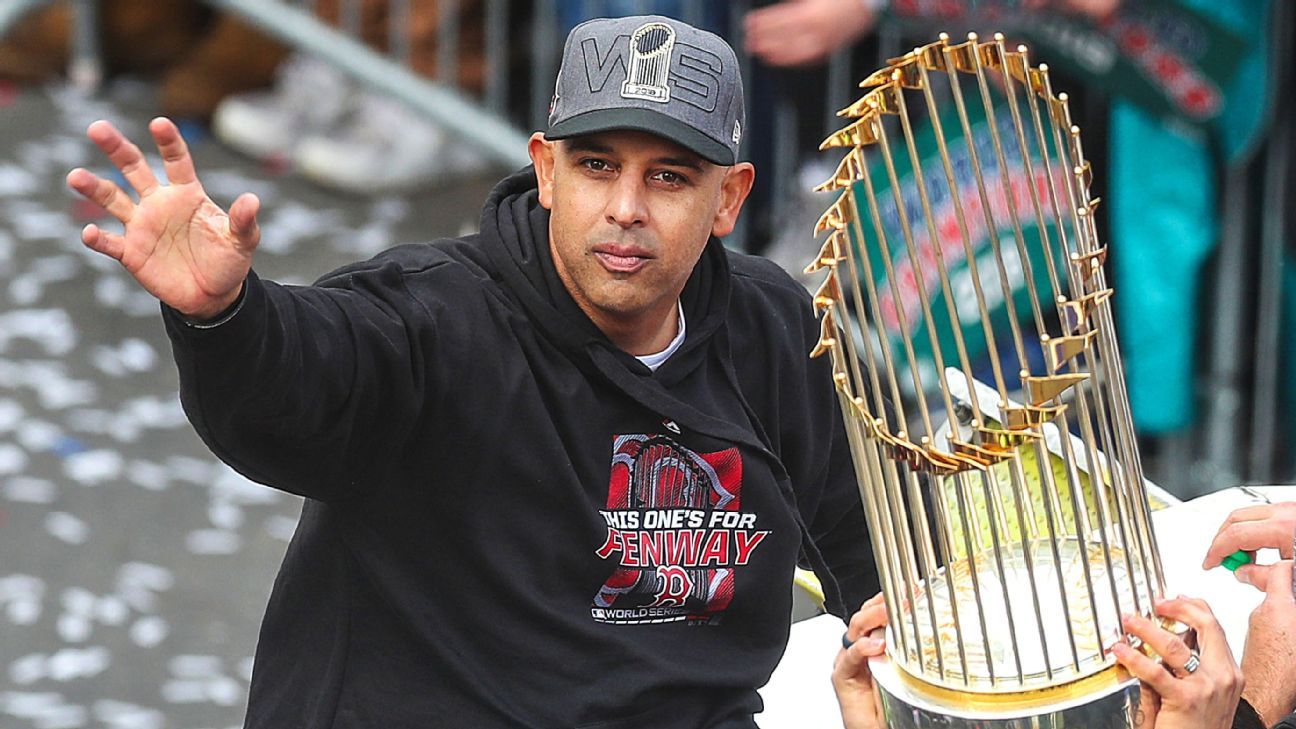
left=580, top=22, right=724, bottom=113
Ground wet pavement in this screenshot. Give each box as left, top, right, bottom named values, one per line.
left=0, top=77, right=502, bottom=729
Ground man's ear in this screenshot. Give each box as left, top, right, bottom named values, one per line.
left=712, top=162, right=755, bottom=239
left=529, top=133, right=556, bottom=210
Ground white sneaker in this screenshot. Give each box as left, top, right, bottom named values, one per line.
left=292, top=92, right=490, bottom=193
left=764, top=159, right=838, bottom=290
left=212, top=53, right=355, bottom=161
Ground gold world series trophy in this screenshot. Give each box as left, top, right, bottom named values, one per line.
left=808, top=33, right=1166, bottom=728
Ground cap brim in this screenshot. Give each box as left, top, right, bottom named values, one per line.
left=546, top=108, right=736, bottom=166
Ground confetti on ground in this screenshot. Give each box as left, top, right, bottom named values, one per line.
left=0, top=78, right=498, bottom=727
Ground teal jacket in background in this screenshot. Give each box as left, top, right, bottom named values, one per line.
left=1111, top=0, right=1271, bottom=433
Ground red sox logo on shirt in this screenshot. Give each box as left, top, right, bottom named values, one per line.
left=591, top=433, right=770, bottom=626
left=652, top=565, right=692, bottom=607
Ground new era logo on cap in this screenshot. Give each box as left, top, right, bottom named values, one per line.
left=546, top=16, right=745, bottom=165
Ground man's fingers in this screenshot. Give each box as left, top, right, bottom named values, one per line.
left=1111, top=642, right=1176, bottom=698
left=86, top=120, right=160, bottom=197
left=66, top=168, right=135, bottom=223
left=228, top=193, right=261, bottom=251
left=148, top=117, right=198, bottom=186
left=742, top=5, right=795, bottom=40
left=80, top=223, right=126, bottom=262
left=1154, top=597, right=1233, bottom=665
left=847, top=600, right=887, bottom=642
left=834, top=628, right=885, bottom=681
left=1203, top=520, right=1293, bottom=569
left=835, top=634, right=884, bottom=671
left=1235, top=563, right=1273, bottom=592
left=742, top=5, right=829, bottom=67
left=1262, top=560, right=1294, bottom=603
left=1222, top=504, right=1276, bottom=525
left=1202, top=505, right=1269, bottom=569
left=1121, top=612, right=1195, bottom=673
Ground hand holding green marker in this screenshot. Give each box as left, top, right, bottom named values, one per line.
left=1221, top=550, right=1252, bottom=572
left=1222, top=529, right=1296, bottom=602
left=1216, top=487, right=1280, bottom=579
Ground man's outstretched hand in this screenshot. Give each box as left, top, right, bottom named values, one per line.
left=67, top=117, right=259, bottom=320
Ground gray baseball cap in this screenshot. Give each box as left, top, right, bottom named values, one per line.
left=546, top=15, right=745, bottom=166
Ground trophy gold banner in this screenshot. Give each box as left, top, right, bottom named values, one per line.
left=809, top=32, right=1165, bottom=728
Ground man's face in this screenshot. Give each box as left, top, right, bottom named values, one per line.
left=529, top=130, right=754, bottom=353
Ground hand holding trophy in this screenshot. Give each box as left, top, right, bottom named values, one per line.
left=812, top=32, right=1238, bottom=728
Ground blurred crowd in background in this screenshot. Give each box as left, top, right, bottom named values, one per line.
left=0, top=0, right=1292, bottom=499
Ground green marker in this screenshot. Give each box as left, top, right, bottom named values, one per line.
left=1221, top=550, right=1252, bottom=572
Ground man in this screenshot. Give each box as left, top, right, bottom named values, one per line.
left=66, top=15, right=877, bottom=728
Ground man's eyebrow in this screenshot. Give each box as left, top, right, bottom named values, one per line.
left=561, top=138, right=707, bottom=172
left=564, top=138, right=613, bottom=154
left=656, top=156, right=705, bottom=172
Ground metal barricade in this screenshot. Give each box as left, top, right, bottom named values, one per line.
left=203, top=0, right=529, bottom=168
left=0, top=0, right=101, bottom=88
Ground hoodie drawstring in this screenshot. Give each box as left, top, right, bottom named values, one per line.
left=713, top=331, right=850, bottom=620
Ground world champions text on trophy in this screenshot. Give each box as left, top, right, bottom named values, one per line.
left=809, top=33, right=1167, bottom=728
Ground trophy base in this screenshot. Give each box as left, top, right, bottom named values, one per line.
left=870, top=652, right=1142, bottom=728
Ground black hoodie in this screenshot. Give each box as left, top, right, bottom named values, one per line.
left=164, top=168, right=877, bottom=729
